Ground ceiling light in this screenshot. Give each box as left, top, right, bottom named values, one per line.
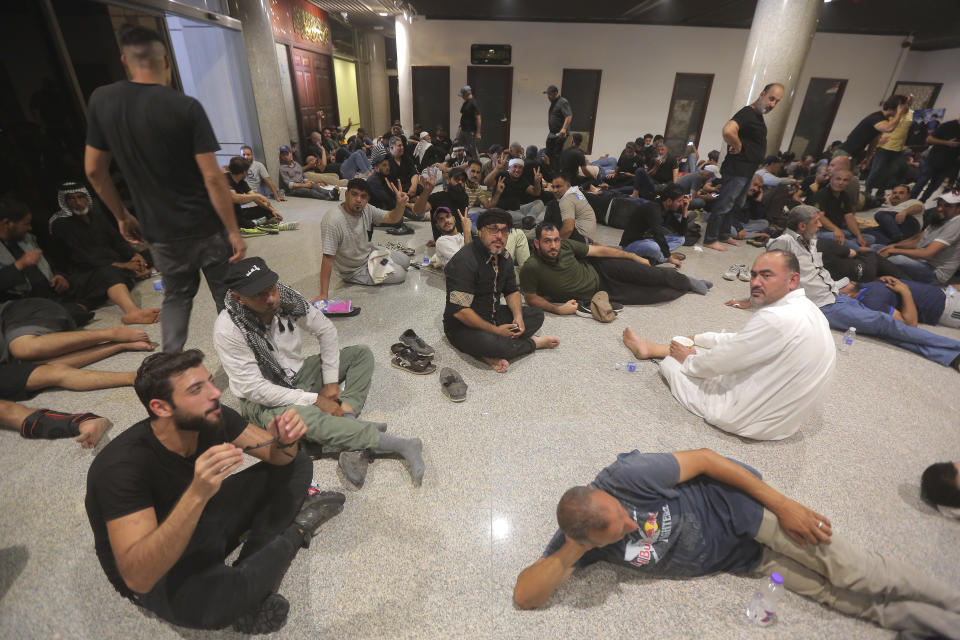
left=378, top=11, right=388, bottom=16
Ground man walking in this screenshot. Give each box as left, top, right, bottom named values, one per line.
left=84, top=25, right=245, bottom=352
left=704, top=83, right=784, bottom=251
left=544, top=85, right=573, bottom=172
left=456, top=86, right=481, bottom=161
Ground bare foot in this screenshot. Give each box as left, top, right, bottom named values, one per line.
left=723, top=237, right=741, bottom=246
left=121, top=308, right=161, bottom=325
left=111, top=327, right=149, bottom=343
left=532, top=335, right=560, bottom=349
left=482, top=356, right=509, bottom=373
left=125, top=340, right=157, bottom=352
left=622, top=328, right=658, bottom=359
left=340, top=401, right=356, bottom=414
left=75, top=417, right=112, bottom=449
left=703, top=242, right=728, bottom=252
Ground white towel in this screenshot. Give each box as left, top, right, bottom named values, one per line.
left=367, top=247, right=396, bottom=284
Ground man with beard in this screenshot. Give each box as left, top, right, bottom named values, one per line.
left=487, top=159, right=543, bottom=219
left=430, top=207, right=471, bottom=268
left=2, top=196, right=159, bottom=325
left=85, top=349, right=346, bottom=633
left=443, top=209, right=559, bottom=373
left=412, top=167, right=470, bottom=233
left=621, top=251, right=835, bottom=440
left=520, top=224, right=711, bottom=317
left=877, top=192, right=960, bottom=284
left=814, top=168, right=874, bottom=249
left=703, top=83, right=784, bottom=251
left=318, top=179, right=410, bottom=301
left=214, top=257, right=425, bottom=487
left=872, top=184, right=924, bottom=244
left=763, top=205, right=960, bottom=370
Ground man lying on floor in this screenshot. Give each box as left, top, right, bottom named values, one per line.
left=214, top=257, right=424, bottom=486
left=520, top=223, right=711, bottom=317
left=513, top=449, right=960, bottom=639
left=85, top=350, right=346, bottom=634
left=621, top=251, right=834, bottom=441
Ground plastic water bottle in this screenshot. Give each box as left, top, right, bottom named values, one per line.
left=839, top=327, right=856, bottom=352
left=615, top=362, right=639, bottom=372
left=152, top=278, right=164, bottom=292
left=746, top=573, right=784, bottom=626
left=422, top=255, right=430, bottom=268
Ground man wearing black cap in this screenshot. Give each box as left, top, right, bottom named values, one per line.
left=544, top=85, right=573, bottom=173
left=85, top=348, right=345, bottom=633
left=214, top=256, right=425, bottom=487
left=443, top=208, right=560, bottom=373
left=84, top=24, right=245, bottom=352
left=457, top=86, right=481, bottom=161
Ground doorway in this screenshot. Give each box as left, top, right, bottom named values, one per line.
left=789, top=78, right=847, bottom=158
left=412, top=66, right=450, bottom=135
left=466, top=66, right=512, bottom=149
left=561, top=69, right=602, bottom=154
left=291, top=46, right=338, bottom=143
left=664, top=73, right=714, bottom=158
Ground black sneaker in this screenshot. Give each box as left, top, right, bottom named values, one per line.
left=400, top=328, right=435, bottom=357
left=294, top=491, right=345, bottom=544
left=232, top=593, right=289, bottom=634
left=610, top=301, right=624, bottom=315
left=575, top=300, right=592, bottom=318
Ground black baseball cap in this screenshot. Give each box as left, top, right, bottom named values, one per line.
left=225, top=257, right=278, bottom=296
left=543, top=85, right=559, bottom=94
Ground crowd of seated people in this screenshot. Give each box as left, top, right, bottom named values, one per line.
left=5, top=28, right=959, bottom=637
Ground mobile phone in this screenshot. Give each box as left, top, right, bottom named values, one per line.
left=509, top=325, right=521, bottom=333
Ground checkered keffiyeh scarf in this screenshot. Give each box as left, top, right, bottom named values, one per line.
left=224, top=283, right=310, bottom=388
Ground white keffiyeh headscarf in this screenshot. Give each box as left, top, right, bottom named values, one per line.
left=49, top=181, right=92, bottom=232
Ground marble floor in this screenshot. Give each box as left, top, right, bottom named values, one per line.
left=1, top=195, right=958, bottom=640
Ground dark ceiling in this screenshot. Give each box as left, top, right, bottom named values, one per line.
left=405, top=0, right=960, bottom=51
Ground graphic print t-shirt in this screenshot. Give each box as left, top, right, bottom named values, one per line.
left=542, top=452, right=764, bottom=577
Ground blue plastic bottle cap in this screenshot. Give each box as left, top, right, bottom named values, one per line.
left=626, top=362, right=637, bottom=372
left=771, top=572, right=783, bottom=585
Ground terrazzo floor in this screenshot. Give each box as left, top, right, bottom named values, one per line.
left=1, top=194, right=958, bottom=640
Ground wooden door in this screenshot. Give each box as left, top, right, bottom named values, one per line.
left=466, top=66, right=513, bottom=149
left=291, top=46, right=339, bottom=141
left=412, top=66, right=450, bottom=135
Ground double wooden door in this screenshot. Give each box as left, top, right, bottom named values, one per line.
left=291, top=46, right=338, bottom=141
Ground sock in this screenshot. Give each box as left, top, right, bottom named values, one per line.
left=687, top=277, right=713, bottom=295
left=342, top=412, right=357, bottom=419
left=375, top=433, right=425, bottom=486
left=20, top=410, right=98, bottom=440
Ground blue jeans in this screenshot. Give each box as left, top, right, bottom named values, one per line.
left=817, top=229, right=877, bottom=251
left=884, top=255, right=939, bottom=283
left=590, top=156, right=618, bottom=179
left=865, top=147, right=900, bottom=195
left=624, top=235, right=684, bottom=263
left=339, top=149, right=372, bottom=179
left=820, top=294, right=960, bottom=367
left=704, top=175, right=751, bottom=244
left=733, top=219, right=769, bottom=238
left=873, top=210, right=920, bottom=243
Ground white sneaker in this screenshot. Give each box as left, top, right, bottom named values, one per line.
left=722, top=265, right=740, bottom=281
left=737, top=264, right=751, bottom=282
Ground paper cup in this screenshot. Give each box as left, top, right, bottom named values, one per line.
left=671, top=336, right=694, bottom=347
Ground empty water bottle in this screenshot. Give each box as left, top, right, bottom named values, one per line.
left=746, top=572, right=784, bottom=626
left=152, top=278, right=164, bottom=292
left=839, top=327, right=856, bottom=352
left=615, top=362, right=639, bottom=372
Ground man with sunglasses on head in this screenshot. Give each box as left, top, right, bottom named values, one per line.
left=443, top=209, right=560, bottom=373
left=213, top=257, right=425, bottom=488
left=85, top=349, right=345, bottom=634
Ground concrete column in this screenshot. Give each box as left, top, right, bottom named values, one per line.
left=730, top=0, right=822, bottom=154
left=230, top=0, right=290, bottom=179
left=361, top=31, right=391, bottom=137
left=394, top=17, right=413, bottom=134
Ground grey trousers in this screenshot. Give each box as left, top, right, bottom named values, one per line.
left=753, top=509, right=960, bottom=638
left=151, top=231, right=232, bottom=352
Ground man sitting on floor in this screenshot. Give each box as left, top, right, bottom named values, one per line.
left=520, top=224, right=711, bottom=317
left=513, top=448, right=960, bottom=639
left=318, top=179, right=410, bottom=301
left=431, top=207, right=471, bottom=268
left=622, top=251, right=834, bottom=440
left=872, top=184, right=923, bottom=244
left=766, top=205, right=960, bottom=370
left=814, top=168, right=873, bottom=250
left=618, top=183, right=688, bottom=266
left=548, top=173, right=596, bottom=244
left=3, top=195, right=159, bottom=324
left=277, top=146, right=335, bottom=201
left=85, top=349, right=346, bottom=633
left=225, top=157, right=282, bottom=232
left=877, top=192, right=960, bottom=284
left=214, top=257, right=424, bottom=487
left=486, top=159, right=543, bottom=221
left=240, top=146, right=285, bottom=201
left=443, top=209, right=559, bottom=373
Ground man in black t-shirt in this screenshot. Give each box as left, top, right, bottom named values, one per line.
left=814, top=169, right=873, bottom=249
left=703, top=83, right=784, bottom=251
left=545, top=85, right=573, bottom=171
left=489, top=159, right=542, bottom=213
left=560, top=133, right=597, bottom=184
left=837, top=96, right=908, bottom=165
left=646, top=141, right=678, bottom=185
left=456, top=86, right=481, bottom=160
left=85, top=350, right=345, bottom=633
left=618, top=184, right=688, bottom=265
left=226, top=158, right=282, bottom=233
left=84, top=25, right=245, bottom=353
left=912, top=116, right=960, bottom=201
